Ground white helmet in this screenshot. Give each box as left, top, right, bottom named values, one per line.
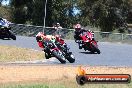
left=36, top=32, right=44, bottom=37
left=56, top=23, right=60, bottom=26
left=75, top=24, right=81, bottom=29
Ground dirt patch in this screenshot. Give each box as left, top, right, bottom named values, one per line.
left=0, top=65, right=132, bottom=84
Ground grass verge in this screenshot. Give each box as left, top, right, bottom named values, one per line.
left=0, top=45, right=44, bottom=62
left=0, top=80, right=132, bottom=88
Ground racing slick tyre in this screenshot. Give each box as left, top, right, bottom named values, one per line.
left=9, top=31, right=16, bottom=40
left=79, top=45, right=82, bottom=49
left=96, top=48, right=100, bottom=54
left=11, top=34, right=16, bottom=40
left=52, top=50, right=66, bottom=64
left=45, top=52, right=51, bottom=59
left=66, top=52, right=75, bottom=63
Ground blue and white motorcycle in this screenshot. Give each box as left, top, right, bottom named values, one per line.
left=0, top=18, right=16, bottom=40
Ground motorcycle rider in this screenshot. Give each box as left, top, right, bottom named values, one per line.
left=52, top=22, right=68, bottom=48
left=36, top=31, right=66, bottom=51
left=54, top=23, right=69, bottom=49
left=74, top=23, right=87, bottom=49
left=0, top=17, right=11, bottom=29
left=0, top=17, right=16, bottom=40
left=52, top=22, right=63, bottom=36
left=36, top=32, right=46, bottom=49
left=74, top=23, right=95, bottom=49
left=74, top=23, right=88, bottom=40
left=53, top=22, right=62, bottom=30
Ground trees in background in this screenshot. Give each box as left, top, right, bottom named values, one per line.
left=10, top=0, right=27, bottom=24
left=9, top=0, right=77, bottom=28
left=0, top=0, right=11, bottom=21
left=1, top=0, right=132, bottom=32
left=0, top=0, right=7, bottom=6
left=77, top=0, right=131, bottom=32
left=0, top=6, right=11, bottom=21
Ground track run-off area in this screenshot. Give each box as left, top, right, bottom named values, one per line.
left=0, top=36, right=132, bottom=67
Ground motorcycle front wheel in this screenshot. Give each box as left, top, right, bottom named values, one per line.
left=91, top=42, right=100, bottom=54
left=45, top=52, right=51, bottom=59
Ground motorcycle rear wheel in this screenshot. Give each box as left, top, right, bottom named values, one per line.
left=10, top=34, right=16, bottom=40
left=9, top=30, right=16, bottom=40
left=52, top=50, right=66, bottom=64
left=66, top=52, right=75, bottom=63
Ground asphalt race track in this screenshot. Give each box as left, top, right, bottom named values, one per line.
left=0, top=36, right=132, bottom=67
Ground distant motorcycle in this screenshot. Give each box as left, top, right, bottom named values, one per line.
left=0, top=20, right=16, bottom=40
left=76, top=31, right=100, bottom=54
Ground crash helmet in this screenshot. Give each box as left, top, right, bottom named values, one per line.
left=36, top=32, right=45, bottom=42
left=75, top=24, right=81, bottom=31
left=56, top=22, right=61, bottom=27
left=88, top=29, right=93, bottom=32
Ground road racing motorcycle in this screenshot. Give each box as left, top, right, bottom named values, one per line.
left=55, top=35, right=75, bottom=63
left=42, top=35, right=75, bottom=63
left=76, top=31, right=100, bottom=54
left=0, top=20, right=16, bottom=40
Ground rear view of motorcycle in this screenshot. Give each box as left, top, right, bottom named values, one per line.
left=75, top=31, right=101, bottom=54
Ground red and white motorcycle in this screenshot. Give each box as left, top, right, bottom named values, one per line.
left=77, top=31, right=100, bottom=54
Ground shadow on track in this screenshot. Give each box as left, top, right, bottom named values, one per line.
left=0, top=38, right=11, bottom=40
left=79, top=51, right=98, bottom=54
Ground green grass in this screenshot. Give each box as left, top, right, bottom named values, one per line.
left=0, top=84, right=65, bottom=88
left=0, top=83, right=66, bottom=88
left=0, top=80, right=132, bottom=88
left=0, top=45, right=44, bottom=62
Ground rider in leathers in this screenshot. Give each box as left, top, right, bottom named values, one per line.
left=74, top=23, right=95, bottom=49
